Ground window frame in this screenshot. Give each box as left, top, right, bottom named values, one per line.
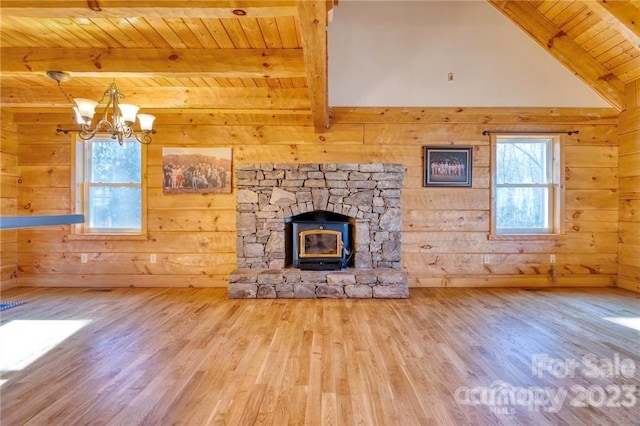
left=490, top=134, right=564, bottom=239
left=71, top=135, right=148, bottom=238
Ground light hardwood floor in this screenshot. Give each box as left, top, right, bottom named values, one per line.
left=0, top=287, right=638, bottom=425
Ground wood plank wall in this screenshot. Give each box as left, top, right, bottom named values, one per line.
left=0, top=109, right=18, bottom=290
left=618, top=81, right=640, bottom=292
left=10, top=107, right=620, bottom=288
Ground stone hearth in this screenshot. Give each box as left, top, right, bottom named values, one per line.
left=228, top=163, right=408, bottom=299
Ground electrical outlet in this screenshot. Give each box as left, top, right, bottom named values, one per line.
left=550, top=254, right=556, bottom=264
left=483, top=254, right=490, bottom=264
left=81, top=253, right=88, bottom=263
left=150, top=254, right=157, bottom=264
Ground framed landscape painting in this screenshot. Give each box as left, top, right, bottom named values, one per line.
left=162, top=147, right=232, bottom=194
left=423, top=146, right=473, bottom=187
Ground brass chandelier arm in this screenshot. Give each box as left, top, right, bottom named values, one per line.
left=47, top=71, right=156, bottom=145
left=56, top=126, right=156, bottom=145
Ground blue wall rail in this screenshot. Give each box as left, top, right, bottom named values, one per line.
left=0, top=214, right=85, bottom=229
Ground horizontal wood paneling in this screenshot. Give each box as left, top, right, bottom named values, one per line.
left=148, top=209, right=236, bottom=232
left=564, top=167, right=618, bottom=189
left=1, top=109, right=18, bottom=290
left=15, top=274, right=228, bottom=287
left=617, top=81, right=640, bottom=292
left=18, top=230, right=235, bottom=253
left=14, top=108, right=621, bottom=288
left=18, top=253, right=237, bottom=275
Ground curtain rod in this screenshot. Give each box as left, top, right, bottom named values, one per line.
left=482, top=130, right=579, bottom=136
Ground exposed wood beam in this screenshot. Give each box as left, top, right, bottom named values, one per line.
left=0, top=86, right=311, bottom=109
left=488, top=0, right=626, bottom=111
left=1, top=48, right=305, bottom=79
left=0, top=1, right=297, bottom=18
left=330, top=107, right=620, bottom=125
left=586, top=0, right=640, bottom=51
left=11, top=110, right=314, bottom=126
left=297, top=0, right=329, bottom=133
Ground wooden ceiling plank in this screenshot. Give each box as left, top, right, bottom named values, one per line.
left=0, top=86, right=311, bottom=109
left=241, top=78, right=258, bottom=88
left=297, top=0, right=328, bottom=132
left=603, top=44, right=639, bottom=69
left=7, top=17, right=77, bottom=48
left=238, top=18, right=267, bottom=49
left=36, top=19, right=96, bottom=48
left=226, top=77, right=247, bottom=87
left=586, top=0, right=640, bottom=52
left=565, top=9, right=601, bottom=37
left=201, top=20, right=236, bottom=49
left=192, top=77, right=213, bottom=88
left=0, top=2, right=298, bottom=19
left=276, top=16, right=300, bottom=48
left=87, top=16, right=145, bottom=48
left=163, top=18, right=205, bottom=49
left=125, top=18, right=173, bottom=49
left=110, top=17, right=158, bottom=48
left=266, top=78, right=281, bottom=88
left=182, top=18, right=221, bottom=49
left=291, top=77, right=307, bottom=88
left=551, top=3, right=585, bottom=27
left=54, top=18, right=112, bottom=48
left=590, top=34, right=627, bottom=58
left=573, top=19, right=610, bottom=46
left=215, top=78, right=234, bottom=88
left=221, top=19, right=252, bottom=48
left=543, top=1, right=574, bottom=21
left=562, top=6, right=594, bottom=33
left=1, top=47, right=306, bottom=79
left=79, top=18, right=127, bottom=48
left=488, top=0, right=625, bottom=110
left=597, top=43, right=627, bottom=64
left=143, top=17, right=188, bottom=49
left=582, top=27, right=620, bottom=51
left=259, top=17, right=284, bottom=49
left=536, top=0, right=558, bottom=15
left=611, top=55, right=640, bottom=82
left=0, top=29, right=40, bottom=48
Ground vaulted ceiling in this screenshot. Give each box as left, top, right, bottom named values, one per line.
left=0, top=1, right=638, bottom=132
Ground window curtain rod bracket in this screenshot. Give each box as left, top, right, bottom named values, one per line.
left=482, top=130, right=579, bottom=136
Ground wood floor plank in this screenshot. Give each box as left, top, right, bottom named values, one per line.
left=0, top=287, right=638, bottom=425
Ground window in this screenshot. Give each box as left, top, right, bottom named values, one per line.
left=491, top=135, right=563, bottom=236
left=73, top=137, right=146, bottom=235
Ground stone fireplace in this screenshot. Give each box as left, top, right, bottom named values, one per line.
left=228, top=163, right=408, bottom=299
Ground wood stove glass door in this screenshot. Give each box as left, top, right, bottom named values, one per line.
left=299, top=230, right=343, bottom=258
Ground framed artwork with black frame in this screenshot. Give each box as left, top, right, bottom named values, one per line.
left=423, top=146, right=473, bottom=187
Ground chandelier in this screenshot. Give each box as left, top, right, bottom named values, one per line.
left=47, top=71, right=156, bottom=145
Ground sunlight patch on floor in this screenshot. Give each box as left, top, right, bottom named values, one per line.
left=603, top=317, right=640, bottom=332
left=0, top=320, right=91, bottom=372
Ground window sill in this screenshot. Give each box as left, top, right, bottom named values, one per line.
left=488, top=234, right=563, bottom=241
left=67, top=233, right=149, bottom=241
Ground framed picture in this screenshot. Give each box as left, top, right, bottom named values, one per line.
left=423, top=146, right=472, bottom=187
left=162, top=147, right=232, bottom=194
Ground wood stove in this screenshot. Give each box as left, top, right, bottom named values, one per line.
left=286, top=211, right=354, bottom=270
